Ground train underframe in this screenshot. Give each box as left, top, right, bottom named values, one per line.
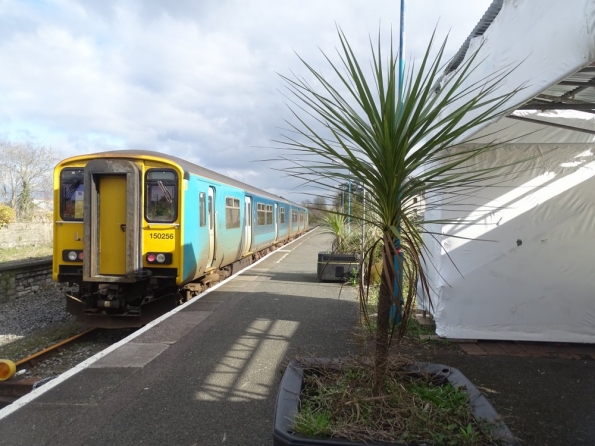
left=62, top=241, right=291, bottom=329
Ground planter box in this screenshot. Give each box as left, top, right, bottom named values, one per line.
left=317, top=253, right=359, bottom=282
left=273, top=359, right=518, bottom=446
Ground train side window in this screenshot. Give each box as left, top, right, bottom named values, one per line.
left=60, top=168, right=84, bottom=221
left=199, top=192, right=206, bottom=227
left=257, top=203, right=265, bottom=225
left=279, top=207, right=285, bottom=224
left=145, top=170, right=178, bottom=223
left=266, top=204, right=273, bottom=225
left=226, top=197, right=241, bottom=229
left=292, top=210, right=298, bottom=223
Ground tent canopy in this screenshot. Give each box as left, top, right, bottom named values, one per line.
left=421, top=0, right=595, bottom=342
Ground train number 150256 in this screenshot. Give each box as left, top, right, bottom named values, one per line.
left=149, top=232, right=174, bottom=240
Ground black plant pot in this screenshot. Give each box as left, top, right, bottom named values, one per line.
left=273, top=359, right=518, bottom=446
left=317, top=253, right=359, bottom=282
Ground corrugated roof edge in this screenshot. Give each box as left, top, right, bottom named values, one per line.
left=64, top=149, right=302, bottom=207
left=444, top=0, right=504, bottom=76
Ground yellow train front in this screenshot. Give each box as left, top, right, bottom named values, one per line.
left=53, top=150, right=308, bottom=328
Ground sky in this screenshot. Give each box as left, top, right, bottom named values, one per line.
left=0, top=0, right=493, bottom=203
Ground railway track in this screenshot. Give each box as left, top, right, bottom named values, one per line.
left=0, top=327, right=132, bottom=409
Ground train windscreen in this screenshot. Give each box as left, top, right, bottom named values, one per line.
left=145, top=170, right=178, bottom=222
left=60, top=169, right=84, bottom=220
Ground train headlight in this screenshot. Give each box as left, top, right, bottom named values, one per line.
left=156, top=253, right=166, bottom=263
left=147, top=254, right=156, bottom=263
left=62, top=250, right=83, bottom=262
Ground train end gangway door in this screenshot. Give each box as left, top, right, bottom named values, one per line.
left=243, top=196, right=252, bottom=255
left=206, top=186, right=216, bottom=268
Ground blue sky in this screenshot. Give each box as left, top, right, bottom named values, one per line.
left=0, top=0, right=492, bottom=202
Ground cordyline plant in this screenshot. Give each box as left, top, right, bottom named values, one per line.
left=277, top=28, right=521, bottom=394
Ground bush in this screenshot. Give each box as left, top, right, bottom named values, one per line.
left=0, top=204, right=16, bottom=227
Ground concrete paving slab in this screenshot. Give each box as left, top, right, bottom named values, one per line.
left=90, top=343, right=169, bottom=368
left=134, top=311, right=211, bottom=344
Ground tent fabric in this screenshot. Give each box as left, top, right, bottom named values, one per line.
left=420, top=0, right=595, bottom=342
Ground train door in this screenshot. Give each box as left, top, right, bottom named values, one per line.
left=82, top=159, right=140, bottom=282
left=206, top=186, right=216, bottom=268
left=274, top=203, right=278, bottom=243
left=98, top=176, right=127, bottom=275
left=242, top=196, right=252, bottom=254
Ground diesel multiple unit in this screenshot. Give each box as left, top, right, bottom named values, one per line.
left=53, top=150, right=308, bottom=327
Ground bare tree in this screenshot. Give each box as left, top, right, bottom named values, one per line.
left=0, top=141, right=58, bottom=220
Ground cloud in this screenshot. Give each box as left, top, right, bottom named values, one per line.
left=0, top=0, right=492, bottom=202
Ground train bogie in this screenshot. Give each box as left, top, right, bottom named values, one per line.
left=53, top=150, right=308, bottom=327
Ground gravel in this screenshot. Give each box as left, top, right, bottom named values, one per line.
left=0, top=285, right=75, bottom=348
left=0, top=285, right=135, bottom=380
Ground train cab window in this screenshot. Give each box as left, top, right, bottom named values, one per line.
left=226, top=197, right=241, bottom=229
left=145, top=170, right=177, bottom=223
left=199, top=192, right=206, bottom=227
left=279, top=207, right=285, bottom=224
left=60, top=169, right=84, bottom=221
left=257, top=203, right=266, bottom=226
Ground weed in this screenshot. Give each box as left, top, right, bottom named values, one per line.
left=293, top=357, right=495, bottom=445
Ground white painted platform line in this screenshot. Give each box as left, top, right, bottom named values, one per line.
left=0, top=227, right=319, bottom=420
left=276, top=253, right=290, bottom=263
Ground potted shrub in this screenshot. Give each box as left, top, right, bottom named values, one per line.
left=317, top=213, right=360, bottom=282
left=275, top=24, right=521, bottom=445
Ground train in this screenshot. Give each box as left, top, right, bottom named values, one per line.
left=52, top=150, right=309, bottom=328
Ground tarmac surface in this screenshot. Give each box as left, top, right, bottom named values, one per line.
left=1, top=229, right=594, bottom=446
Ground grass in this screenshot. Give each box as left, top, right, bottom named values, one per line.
left=294, top=357, right=496, bottom=445
left=0, top=244, right=52, bottom=263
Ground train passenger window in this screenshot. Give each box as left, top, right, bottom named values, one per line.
left=60, top=169, right=84, bottom=221
left=257, top=203, right=265, bottom=226
left=292, top=210, right=298, bottom=223
left=266, top=205, right=273, bottom=225
left=199, top=193, right=206, bottom=227
left=145, top=170, right=177, bottom=223
left=279, top=207, right=285, bottom=224
left=225, top=197, right=241, bottom=229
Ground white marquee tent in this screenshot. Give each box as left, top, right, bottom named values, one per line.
left=418, top=0, right=595, bottom=342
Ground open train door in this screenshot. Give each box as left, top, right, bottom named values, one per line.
left=274, top=203, right=278, bottom=243
left=242, top=196, right=252, bottom=255
left=206, top=186, right=216, bottom=268
left=82, top=159, right=140, bottom=282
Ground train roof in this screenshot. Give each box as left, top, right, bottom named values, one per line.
left=59, top=150, right=304, bottom=208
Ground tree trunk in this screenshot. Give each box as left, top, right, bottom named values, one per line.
left=373, top=234, right=395, bottom=395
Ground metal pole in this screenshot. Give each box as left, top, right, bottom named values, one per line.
left=361, top=187, right=365, bottom=285
left=398, top=0, right=405, bottom=100
left=391, top=0, right=405, bottom=325
left=347, top=180, right=351, bottom=235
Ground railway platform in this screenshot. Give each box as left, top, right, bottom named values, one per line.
left=0, top=229, right=359, bottom=446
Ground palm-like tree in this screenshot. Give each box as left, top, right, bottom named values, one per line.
left=278, top=29, right=521, bottom=393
